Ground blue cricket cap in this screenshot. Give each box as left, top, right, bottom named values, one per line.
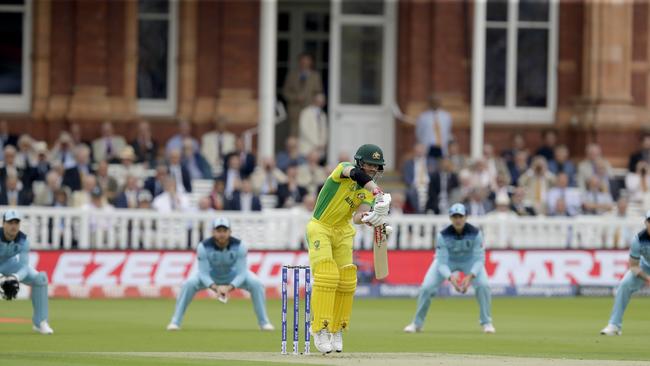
left=212, top=217, right=231, bottom=229
left=3, top=210, right=22, bottom=222
left=448, top=203, right=466, bottom=217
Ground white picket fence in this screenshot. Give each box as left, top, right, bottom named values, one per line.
left=4, top=206, right=641, bottom=251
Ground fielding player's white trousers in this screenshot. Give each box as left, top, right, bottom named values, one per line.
left=412, top=259, right=492, bottom=328
left=608, top=263, right=650, bottom=329
left=170, top=271, right=269, bottom=326
left=0, top=262, right=49, bottom=327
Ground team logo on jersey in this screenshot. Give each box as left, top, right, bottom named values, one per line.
left=372, top=151, right=381, bottom=159
left=313, top=240, right=320, bottom=250
left=357, top=193, right=366, bottom=200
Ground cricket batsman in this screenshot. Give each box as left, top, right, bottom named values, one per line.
left=404, top=203, right=495, bottom=334
left=167, top=217, right=274, bottom=331
left=0, top=210, right=53, bottom=334
left=307, top=144, right=391, bottom=354
left=600, top=210, right=650, bottom=336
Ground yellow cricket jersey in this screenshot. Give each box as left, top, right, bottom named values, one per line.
left=312, top=162, right=375, bottom=227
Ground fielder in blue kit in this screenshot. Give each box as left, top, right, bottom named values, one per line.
left=601, top=210, right=650, bottom=336
left=167, top=217, right=274, bottom=331
left=0, top=210, right=53, bottom=334
left=404, top=203, right=495, bottom=334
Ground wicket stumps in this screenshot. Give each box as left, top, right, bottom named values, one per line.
left=281, top=265, right=311, bottom=355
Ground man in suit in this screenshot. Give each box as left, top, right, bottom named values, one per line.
left=0, top=145, right=31, bottom=191
left=34, top=171, right=69, bottom=207
left=201, top=116, right=236, bottom=177
left=415, top=94, right=453, bottom=159
left=0, top=120, right=18, bottom=161
left=62, top=145, right=93, bottom=192
left=0, top=172, right=33, bottom=206
left=426, top=158, right=459, bottom=214
left=628, top=135, right=650, bottom=173
left=92, top=121, right=126, bottom=164
left=282, top=53, right=323, bottom=139
left=226, top=178, right=262, bottom=212
left=223, top=137, right=256, bottom=179
left=131, top=120, right=158, bottom=168
left=145, top=164, right=169, bottom=198
left=114, top=175, right=142, bottom=209
left=402, top=144, right=432, bottom=213
left=276, top=164, right=308, bottom=208
left=167, top=149, right=192, bottom=193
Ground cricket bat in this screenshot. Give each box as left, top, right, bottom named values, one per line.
left=373, top=223, right=389, bottom=279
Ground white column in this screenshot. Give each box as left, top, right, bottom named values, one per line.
left=470, top=0, right=486, bottom=159
left=258, top=0, right=277, bottom=160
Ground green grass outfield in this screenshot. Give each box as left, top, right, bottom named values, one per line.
left=1, top=297, right=649, bottom=365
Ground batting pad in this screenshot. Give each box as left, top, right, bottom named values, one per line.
left=310, top=258, right=339, bottom=332
left=331, top=264, right=357, bottom=332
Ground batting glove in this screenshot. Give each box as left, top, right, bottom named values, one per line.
left=362, top=211, right=385, bottom=227
left=373, top=193, right=391, bottom=216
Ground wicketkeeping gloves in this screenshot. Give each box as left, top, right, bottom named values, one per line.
left=1, top=275, right=19, bottom=300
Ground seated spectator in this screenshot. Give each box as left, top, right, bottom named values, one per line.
left=114, top=175, right=142, bottom=209
left=546, top=172, right=581, bottom=216
left=166, top=119, right=198, bottom=156
left=251, top=156, right=287, bottom=195
left=32, top=142, right=50, bottom=182
left=581, top=175, right=614, bottom=215
left=276, top=136, right=306, bottom=172
left=201, top=116, right=236, bottom=176
left=50, top=132, right=77, bottom=169
left=550, top=197, right=572, bottom=217
left=402, top=143, right=431, bottom=214
left=197, top=196, right=215, bottom=213
left=628, top=134, right=650, bottom=172
left=108, top=146, right=145, bottom=187
left=152, top=176, right=190, bottom=213
left=71, top=174, right=98, bottom=208
left=501, top=132, right=526, bottom=166
left=167, top=148, right=192, bottom=193
left=53, top=188, right=69, bottom=208
left=547, top=145, right=577, bottom=187
left=0, top=120, right=18, bottom=157
left=277, top=164, right=308, bottom=208
left=182, top=137, right=212, bottom=180
left=483, top=144, right=510, bottom=191
left=131, top=120, right=158, bottom=167
left=223, top=154, right=243, bottom=198
left=81, top=186, right=115, bottom=246
left=535, top=129, right=557, bottom=163
left=208, top=178, right=227, bottom=210
left=0, top=171, right=32, bottom=206
left=510, top=186, right=536, bottom=216
left=508, top=150, right=529, bottom=186
left=593, top=158, right=614, bottom=194
left=63, top=144, right=94, bottom=192
left=488, top=193, right=517, bottom=218
left=226, top=178, right=262, bottom=212
left=463, top=188, right=492, bottom=216
left=297, top=149, right=327, bottom=195
left=577, top=143, right=611, bottom=190
left=518, top=156, right=556, bottom=215
left=485, top=193, right=518, bottom=248
left=69, top=123, right=93, bottom=153
left=625, top=160, right=650, bottom=215
left=144, top=164, right=169, bottom=198
left=34, top=171, right=69, bottom=206
left=137, top=190, right=153, bottom=210
left=96, top=160, right=119, bottom=202
left=15, top=134, right=36, bottom=170
left=447, top=140, right=467, bottom=172
left=607, top=194, right=634, bottom=247
left=1, top=145, right=32, bottom=190
left=223, top=136, right=256, bottom=178
left=92, top=121, right=126, bottom=163
left=466, top=158, right=491, bottom=191
left=426, top=158, right=459, bottom=214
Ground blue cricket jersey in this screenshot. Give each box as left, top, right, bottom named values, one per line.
left=0, top=228, right=30, bottom=281
left=435, top=223, right=485, bottom=279
left=196, top=236, right=248, bottom=288
left=630, top=229, right=650, bottom=267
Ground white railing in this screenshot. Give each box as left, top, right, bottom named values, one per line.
left=5, top=206, right=640, bottom=251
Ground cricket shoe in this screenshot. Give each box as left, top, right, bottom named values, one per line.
left=482, top=323, right=496, bottom=334
left=311, top=329, right=333, bottom=354
left=332, top=330, right=343, bottom=353
left=166, top=323, right=181, bottom=331
left=33, top=321, right=54, bottom=335
left=260, top=322, right=275, bottom=331
left=600, top=324, right=622, bottom=336
left=403, top=323, right=422, bottom=333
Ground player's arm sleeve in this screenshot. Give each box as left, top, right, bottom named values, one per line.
left=229, top=245, right=249, bottom=289
left=196, top=244, right=215, bottom=288
left=435, top=233, right=452, bottom=279
left=630, top=236, right=641, bottom=260
left=332, top=162, right=354, bottom=182
left=14, top=238, right=30, bottom=281
left=470, top=232, right=486, bottom=277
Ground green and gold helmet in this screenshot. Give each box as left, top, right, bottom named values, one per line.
left=354, top=144, right=385, bottom=170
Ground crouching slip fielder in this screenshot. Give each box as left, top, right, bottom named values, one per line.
left=307, top=144, right=391, bottom=354
left=600, top=210, right=650, bottom=336
left=0, top=210, right=53, bottom=334
left=167, top=217, right=274, bottom=331
left=404, top=203, right=495, bottom=334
